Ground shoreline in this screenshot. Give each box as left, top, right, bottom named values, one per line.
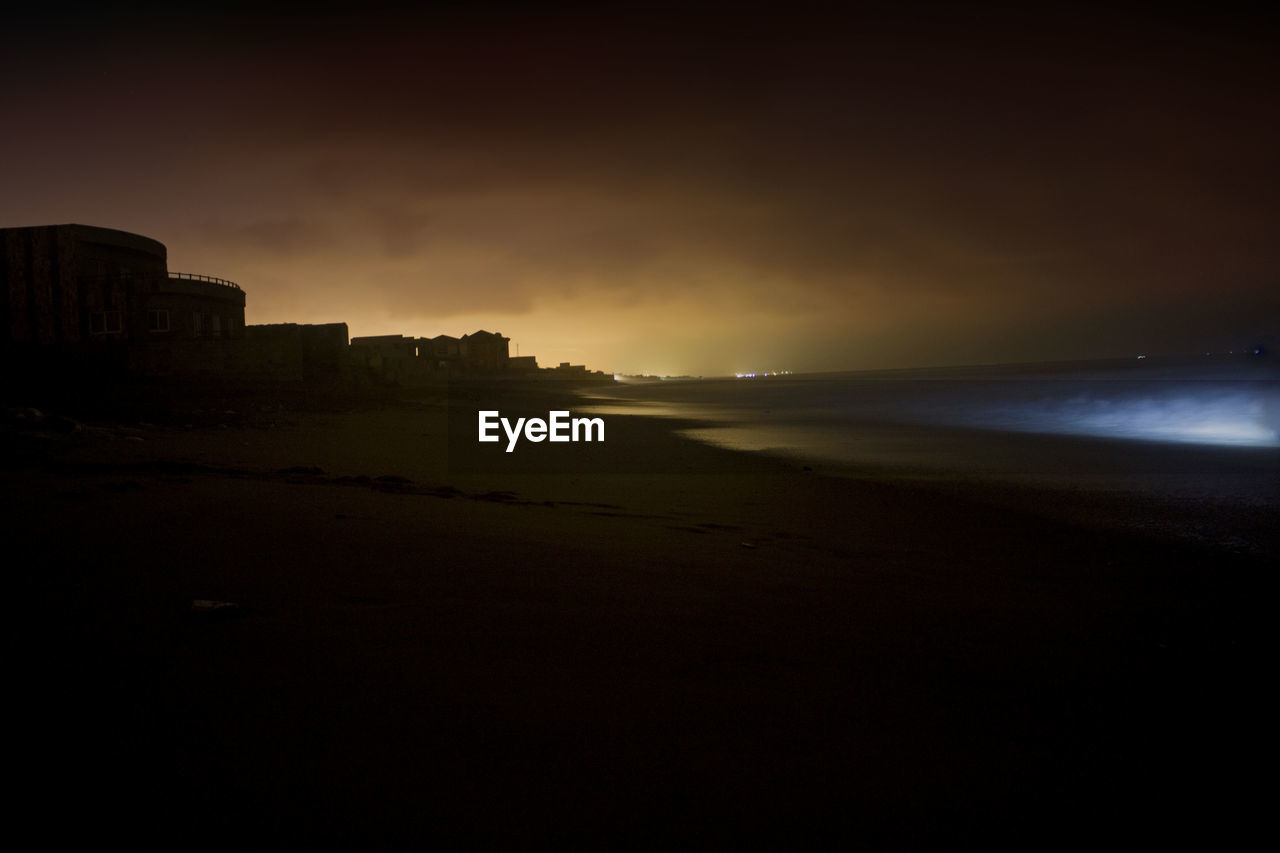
left=570, top=383, right=1279, bottom=558
left=5, top=382, right=1269, bottom=845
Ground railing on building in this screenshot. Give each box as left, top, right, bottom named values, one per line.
left=78, top=271, right=242, bottom=291
left=167, top=272, right=241, bottom=291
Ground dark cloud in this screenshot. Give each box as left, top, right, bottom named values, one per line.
left=200, top=219, right=335, bottom=254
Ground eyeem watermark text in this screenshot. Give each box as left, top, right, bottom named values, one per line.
left=478, top=410, right=605, bottom=452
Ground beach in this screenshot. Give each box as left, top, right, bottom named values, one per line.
left=5, top=380, right=1269, bottom=847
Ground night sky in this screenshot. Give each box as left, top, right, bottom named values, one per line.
left=3, top=2, right=1276, bottom=375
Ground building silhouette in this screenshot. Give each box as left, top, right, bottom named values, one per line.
left=349, top=330, right=519, bottom=382
left=2, top=223, right=594, bottom=386
left=1, top=224, right=352, bottom=383
left=1, top=224, right=244, bottom=348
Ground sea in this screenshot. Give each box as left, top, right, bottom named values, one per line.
left=578, top=355, right=1279, bottom=555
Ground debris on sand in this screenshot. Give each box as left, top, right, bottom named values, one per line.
left=190, top=599, right=243, bottom=619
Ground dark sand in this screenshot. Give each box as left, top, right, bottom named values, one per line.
left=4, top=383, right=1268, bottom=847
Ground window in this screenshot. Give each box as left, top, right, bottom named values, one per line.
left=192, top=312, right=203, bottom=337
left=90, top=311, right=122, bottom=334
left=147, top=309, right=170, bottom=332
left=211, top=314, right=222, bottom=336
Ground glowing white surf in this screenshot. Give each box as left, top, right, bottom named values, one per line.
left=973, top=389, right=1279, bottom=447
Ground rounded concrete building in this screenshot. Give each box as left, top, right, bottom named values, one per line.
left=1, top=223, right=245, bottom=347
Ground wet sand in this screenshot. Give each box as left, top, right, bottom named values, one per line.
left=4, top=383, right=1268, bottom=847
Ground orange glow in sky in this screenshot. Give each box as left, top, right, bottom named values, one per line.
left=2, top=4, right=1275, bottom=374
